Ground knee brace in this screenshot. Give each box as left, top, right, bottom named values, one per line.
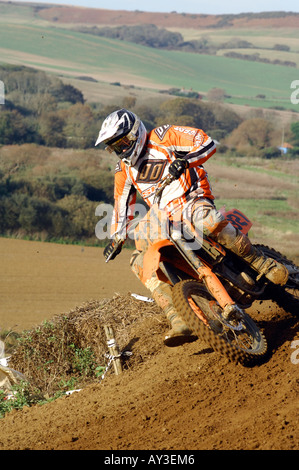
left=192, top=200, right=228, bottom=237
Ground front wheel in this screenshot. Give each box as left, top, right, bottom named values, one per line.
left=172, top=280, right=267, bottom=365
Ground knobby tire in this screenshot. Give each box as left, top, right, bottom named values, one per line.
left=172, top=280, right=268, bottom=366
left=255, top=244, right=299, bottom=317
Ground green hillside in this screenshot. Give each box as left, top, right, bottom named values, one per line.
left=0, top=22, right=297, bottom=110
left=0, top=4, right=298, bottom=253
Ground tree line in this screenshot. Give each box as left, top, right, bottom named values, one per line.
left=207, top=11, right=299, bottom=28
left=223, top=51, right=296, bottom=68
left=0, top=64, right=243, bottom=149
left=0, top=145, right=115, bottom=243
left=0, top=65, right=98, bottom=148
left=73, top=24, right=297, bottom=67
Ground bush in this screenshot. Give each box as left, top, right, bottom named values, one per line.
left=0, top=65, right=95, bottom=148
left=75, top=24, right=183, bottom=49
left=288, top=146, right=299, bottom=158
left=225, top=118, right=275, bottom=151
left=0, top=146, right=116, bottom=241
left=0, top=193, right=72, bottom=238
left=260, top=147, right=282, bottom=159
left=0, top=110, right=37, bottom=145
left=6, top=294, right=164, bottom=402
left=157, top=97, right=241, bottom=135
left=7, top=314, right=105, bottom=397
left=57, top=195, right=98, bottom=238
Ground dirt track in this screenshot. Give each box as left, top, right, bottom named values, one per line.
left=0, top=237, right=149, bottom=332
left=0, top=238, right=298, bottom=450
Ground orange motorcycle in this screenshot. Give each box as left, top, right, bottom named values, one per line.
left=108, top=174, right=299, bottom=365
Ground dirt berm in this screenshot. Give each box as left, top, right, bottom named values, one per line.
left=0, top=292, right=298, bottom=451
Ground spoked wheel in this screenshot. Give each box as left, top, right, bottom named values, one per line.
left=256, top=245, right=299, bottom=316
left=172, top=280, right=268, bottom=365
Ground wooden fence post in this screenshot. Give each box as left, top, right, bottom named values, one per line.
left=104, top=325, right=122, bottom=375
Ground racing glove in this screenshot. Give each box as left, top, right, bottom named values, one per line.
left=169, top=158, right=189, bottom=179
left=103, top=239, right=123, bottom=261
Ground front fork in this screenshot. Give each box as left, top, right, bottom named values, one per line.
left=172, top=234, right=243, bottom=321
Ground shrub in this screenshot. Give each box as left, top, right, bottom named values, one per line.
left=260, top=147, right=282, bottom=159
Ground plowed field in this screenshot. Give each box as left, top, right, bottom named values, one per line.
left=0, top=237, right=298, bottom=451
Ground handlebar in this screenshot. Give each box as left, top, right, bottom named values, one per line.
left=106, top=174, right=175, bottom=263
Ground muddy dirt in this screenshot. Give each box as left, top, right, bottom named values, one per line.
left=0, top=238, right=298, bottom=451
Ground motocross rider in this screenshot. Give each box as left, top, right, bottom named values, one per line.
left=95, top=109, right=288, bottom=347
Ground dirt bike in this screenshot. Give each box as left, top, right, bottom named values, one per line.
left=107, top=174, right=299, bottom=366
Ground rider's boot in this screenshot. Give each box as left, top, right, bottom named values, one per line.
left=163, top=306, right=197, bottom=347
left=217, top=225, right=288, bottom=286
left=147, top=278, right=197, bottom=347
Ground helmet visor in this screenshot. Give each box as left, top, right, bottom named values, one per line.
left=106, top=135, right=135, bottom=157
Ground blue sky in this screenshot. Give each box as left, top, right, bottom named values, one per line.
left=12, top=0, right=299, bottom=15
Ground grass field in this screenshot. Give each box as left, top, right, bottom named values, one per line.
left=173, top=27, right=299, bottom=50
left=204, top=156, right=299, bottom=257
left=0, top=15, right=298, bottom=109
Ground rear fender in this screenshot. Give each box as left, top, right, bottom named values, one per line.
left=221, top=208, right=253, bottom=235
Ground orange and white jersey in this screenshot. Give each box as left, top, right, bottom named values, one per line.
left=111, top=124, right=216, bottom=238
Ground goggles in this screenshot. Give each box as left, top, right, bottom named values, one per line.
left=106, top=134, right=136, bottom=156
left=105, top=118, right=140, bottom=157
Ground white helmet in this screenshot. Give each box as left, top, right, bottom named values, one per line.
left=95, top=109, right=147, bottom=166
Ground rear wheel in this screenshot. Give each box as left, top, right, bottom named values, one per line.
left=256, top=245, right=299, bottom=316
left=172, top=280, right=267, bottom=365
